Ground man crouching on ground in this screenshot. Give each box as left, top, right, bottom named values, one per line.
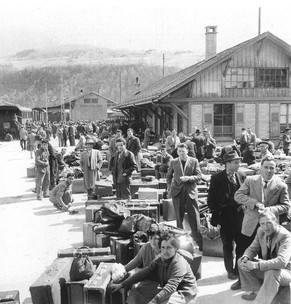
left=49, top=173, right=77, bottom=213
left=238, top=210, right=291, bottom=303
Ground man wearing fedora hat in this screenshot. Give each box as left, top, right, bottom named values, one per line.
left=282, top=128, right=291, bottom=156
left=80, top=138, right=103, bottom=199
left=208, top=150, right=247, bottom=280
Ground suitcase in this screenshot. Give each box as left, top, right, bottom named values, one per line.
left=85, top=200, right=115, bottom=208
left=83, top=222, right=112, bottom=248
left=0, top=290, right=20, bottom=302
left=128, top=206, right=159, bottom=222
left=140, top=168, right=156, bottom=177
left=29, top=257, right=73, bottom=304
left=94, top=181, right=113, bottom=198
left=115, top=239, right=134, bottom=265
left=90, top=255, right=116, bottom=266
left=130, top=179, right=159, bottom=197
left=72, top=178, right=85, bottom=193
left=58, top=246, right=111, bottom=258
left=84, top=262, right=114, bottom=304
left=162, top=199, right=176, bottom=221
left=158, top=178, right=167, bottom=189
left=126, top=200, right=160, bottom=222
left=85, top=204, right=105, bottom=222
left=138, top=188, right=159, bottom=200
left=96, top=234, right=110, bottom=248
left=66, top=279, right=87, bottom=304
left=110, top=236, right=125, bottom=255
left=27, top=166, right=36, bottom=178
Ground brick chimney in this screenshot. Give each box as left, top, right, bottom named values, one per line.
left=205, top=26, right=217, bottom=59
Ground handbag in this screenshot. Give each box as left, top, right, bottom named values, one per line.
left=200, top=212, right=221, bottom=240
left=69, top=255, right=95, bottom=281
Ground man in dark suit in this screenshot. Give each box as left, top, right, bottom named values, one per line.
left=126, top=128, right=141, bottom=171
left=167, top=143, right=202, bottom=249
left=192, top=129, right=206, bottom=162
left=238, top=210, right=291, bottom=303
left=207, top=150, right=246, bottom=280
left=110, top=138, right=137, bottom=200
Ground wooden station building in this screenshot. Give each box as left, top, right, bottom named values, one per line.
left=118, top=27, right=291, bottom=143
left=46, top=92, right=116, bottom=122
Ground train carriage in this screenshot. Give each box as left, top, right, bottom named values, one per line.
left=0, top=103, right=33, bottom=140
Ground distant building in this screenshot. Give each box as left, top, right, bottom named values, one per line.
left=118, top=28, right=291, bottom=142
left=46, top=92, right=116, bottom=122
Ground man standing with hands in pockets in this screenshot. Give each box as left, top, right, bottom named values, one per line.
left=167, top=143, right=202, bottom=250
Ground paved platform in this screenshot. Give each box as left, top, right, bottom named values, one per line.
left=0, top=139, right=246, bottom=304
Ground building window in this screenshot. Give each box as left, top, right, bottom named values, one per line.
left=84, top=98, right=91, bottom=103
left=256, top=68, right=288, bottom=88
left=225, top=68, right=255, bottom=89
left=91, top=98, right=98, bottom=103
left=280, top=104, right=291, bottom=132
left=213, top=104, right=233, bottom=137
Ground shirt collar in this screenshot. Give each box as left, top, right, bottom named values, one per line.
left=262, top=176, right=273, bottom=187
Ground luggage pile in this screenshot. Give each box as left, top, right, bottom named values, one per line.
left=28, top=160, right=220, bottom=304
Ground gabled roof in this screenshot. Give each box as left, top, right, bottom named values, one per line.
left=46, top=91, right=117, bottom=109
left=119, top=32, right=291, bottom=108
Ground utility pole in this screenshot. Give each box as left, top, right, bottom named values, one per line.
left=60, top=71, right=65, bottom=123
left=45, top=82, right=48, bottom=124
left=119, top=71, right=122, bottom=103
left=258, top=7, right=261, bottom=35
left=162, top=53, right=165, bottom=78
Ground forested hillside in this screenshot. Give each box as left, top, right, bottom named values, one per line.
left=0, top=64, right=179, bottom=108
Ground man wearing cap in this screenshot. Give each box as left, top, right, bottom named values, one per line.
left=208, top=150, right=247, bottom=280
left=108, top=129, right=123, bottom=168
left=110, top=138, right=137, bottom=199
left=282, top=128, right=291, bottom=156
left=155, top=144, right=173, bottom=179
left=232, top=155, right=290, bottom=290
left=80, top=138, right=103, bottom=199
left=35, top=139, right=50, bottom=200
left=167, top=143, right=203, bottom=250
left=258, top=141, right=273, bottom=159
left=49, top=173, right=75, bottom=212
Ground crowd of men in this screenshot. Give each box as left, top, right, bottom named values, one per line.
left=14, top=118, right=291, bottom=303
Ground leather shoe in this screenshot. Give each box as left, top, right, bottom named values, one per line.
left=227, top=272, right=238, bottom=280
left=230, top=279, right=241, bottom=290
left=241, top=292, right=257, bottom=301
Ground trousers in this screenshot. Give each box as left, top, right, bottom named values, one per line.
left=238, top=258, right=291, bottom=304
left=172, top=188, right=202, bottom=250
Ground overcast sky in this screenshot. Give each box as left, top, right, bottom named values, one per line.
left=0, top=0, right=291, bottom=57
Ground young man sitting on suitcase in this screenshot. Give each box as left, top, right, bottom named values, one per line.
left=49, top=173, right=77, bottom=213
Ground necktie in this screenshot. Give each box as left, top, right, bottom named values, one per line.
left=266, top=236, right=272, bottom=259
left=264, top=180, right=268, bottom=189
left=228, top=173, right=236, bottom=185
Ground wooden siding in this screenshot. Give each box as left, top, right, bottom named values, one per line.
left=191, top=39, right=291, bottom=99
left=72, top=93, right=107, bottom=121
